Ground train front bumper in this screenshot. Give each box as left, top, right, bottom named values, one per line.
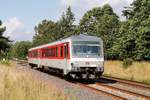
left=71, top=66, right=104, bottom=73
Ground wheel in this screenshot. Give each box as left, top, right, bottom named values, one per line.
left=40, top=66, right=44, bottom=71
left=64, top=74, right=72, bottom=80
left=29, top=63, right=34, bottom=69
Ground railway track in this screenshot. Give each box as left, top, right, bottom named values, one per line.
left=16, top=60, right=150, bottom=99
left=78, top=82, right=150, bottom=100
left=14, top=59, right=28, bottom=66
left=78, top=83, right=125, bottom=100
left=101, top=76, right=150, bottom=90
left=77, top=79, right=150, bottom=100
left=96, top=82, right=149, bottom=100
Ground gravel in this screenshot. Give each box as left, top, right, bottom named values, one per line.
left=16, top=64, right=114, bottom=100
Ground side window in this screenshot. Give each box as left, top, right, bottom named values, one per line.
left=49, top=48, right=50, bottom=57
left=43, top=48, right=45, bottom=57
left=64, top=44, right=68, bottom=58
left=46, top=48, right=48, bottom=57
left=60, top=46, right=63, bottom=57
left=42, top=49, right=44, bottom=57
left=51, top=48, right=53, bottom=57
left=54, top=48, right=55, bottom=57
left=50, top=48, right=52, bottom=57
left=56, top=47, right=58, bottom=57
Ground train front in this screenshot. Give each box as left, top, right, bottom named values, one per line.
left=69, top=35, right=104, bottom=79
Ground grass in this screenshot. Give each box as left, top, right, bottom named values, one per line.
left=2, top=60, right=149, bottom=100
left=0, top=61, right=68, bottom=100
left=104, top=60, right=150, bottom=84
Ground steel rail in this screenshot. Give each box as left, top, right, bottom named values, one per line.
left=78, top=83, right=126, bottom=100
left=96, top=82, right=150, bottom=100
left=102, top=76, right=150, bottom=90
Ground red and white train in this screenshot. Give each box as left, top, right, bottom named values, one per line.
left=28, top=34, right=104, bottom=79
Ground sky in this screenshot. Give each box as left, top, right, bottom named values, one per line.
left=0, top=0, right=133, bottom=42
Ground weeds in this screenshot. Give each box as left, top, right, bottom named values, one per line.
left=0, top=62, right=68, bottom=100
left=122, top=58, right=133, bottom=68
left=104, top=61, right=150, bottom=84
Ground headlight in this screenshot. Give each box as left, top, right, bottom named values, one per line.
left=96, top=67, right=104, bottom=71
left=96, top=67, right=101, bottom=71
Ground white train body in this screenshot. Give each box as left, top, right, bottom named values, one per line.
left=28, top=34, right=104, bottom=78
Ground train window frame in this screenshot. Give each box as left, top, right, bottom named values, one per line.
left=50, top=48, right=51, bottom=57
left=52, top=48, right=54, bottom=57
left=55, top=47, right=56, bottom=57
left=64, top=44, right=68, bottom=58
left=56, top=47, right=58, bottom=57
left=60, top=46, right=63, bottom=57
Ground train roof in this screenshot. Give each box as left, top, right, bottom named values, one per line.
left=29, top=34, right=102, bottom=51
left=66, top=34, right=102, bottom=42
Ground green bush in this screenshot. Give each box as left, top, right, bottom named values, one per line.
left=0, top=59, right=10, bottom=66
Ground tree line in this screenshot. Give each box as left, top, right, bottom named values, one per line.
left=0, top=20, right=11, bottom=60
left=1, top=0, right=150, bottom=61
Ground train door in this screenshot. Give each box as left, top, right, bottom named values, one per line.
left=64, top=43, right=68, bottom=75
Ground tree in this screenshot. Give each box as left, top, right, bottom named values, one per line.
left=79, top=4, right=120, bottom=59
left=0, top=20, right=11, bottom=59
left=58, top=6, right=76, bottom=37
left=33, top=20, right=60, bottom=46
left=109, top=0, right=150, bottom=60
left=135, top=17, right=150, bottom=60
left=123, top=0, right=150, bottom=20
left=33, top=6, right=76, bottom=46
left=10, top=41, right=32, bottom=60
left=79, top=7, right=102, bottom=34
left=0, top=20, right=10, bottom=52
left=121, top=0, right=150, bottom=60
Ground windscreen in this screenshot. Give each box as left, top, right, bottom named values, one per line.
left=72, top=41, right=102, bottom=58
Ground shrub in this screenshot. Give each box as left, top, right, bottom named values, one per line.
left=0, top=59, right=10, bottom=66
